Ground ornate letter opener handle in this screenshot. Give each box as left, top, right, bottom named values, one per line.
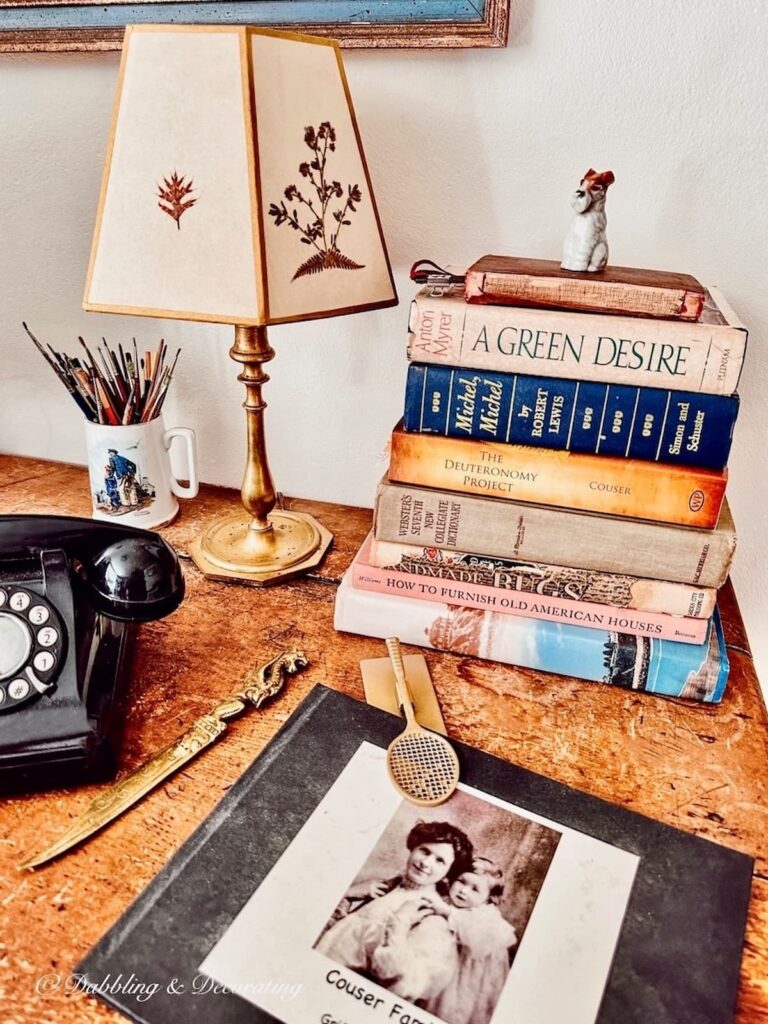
left=19, top=649, right=308, bottom=871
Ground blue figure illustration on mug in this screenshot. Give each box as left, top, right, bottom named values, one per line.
left=94, top=444, right=156, bottom=516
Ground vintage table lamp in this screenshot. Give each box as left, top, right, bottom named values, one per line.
left=84, top=25, right=396, bottom=584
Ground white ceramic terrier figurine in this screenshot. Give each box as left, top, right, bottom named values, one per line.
left=561, top=168, right=615, bottom=273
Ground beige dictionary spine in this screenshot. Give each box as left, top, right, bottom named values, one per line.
left=373, top=479, right=737, bottom=588
left=407, top=285, right=746, bottom=395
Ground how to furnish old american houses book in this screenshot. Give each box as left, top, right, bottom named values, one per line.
left=407, top=284, right=747, bottom=395
left=352, top=534, right=709, bottom=643
left=404, top=363, right=738, bottom=470
left=335, top=571, right=729, bottom=703
left=464, top=256, right=708, bottom=320
left=77, top=686, right=753, bottom=1024
left=388, top=422, right=727, bottom=528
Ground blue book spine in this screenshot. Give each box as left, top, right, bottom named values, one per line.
left=403, top=363, right=739, bottom=470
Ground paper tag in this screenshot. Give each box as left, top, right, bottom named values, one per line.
left=359, top=653, right=447, bottom=734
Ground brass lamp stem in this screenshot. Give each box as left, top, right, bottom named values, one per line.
left=231, top=325, right=276, bottom=532
left=189, top=323, right=332, bottom=585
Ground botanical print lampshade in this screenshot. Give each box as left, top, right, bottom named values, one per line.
left=84, top=25, right=397, bottom=326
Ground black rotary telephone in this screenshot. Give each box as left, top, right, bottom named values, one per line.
left=0, top=515, right=184, bottom=791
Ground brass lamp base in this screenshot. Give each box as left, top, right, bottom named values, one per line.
left=189, top=509, right=332, bottom=586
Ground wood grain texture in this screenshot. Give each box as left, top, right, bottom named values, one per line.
left=0, top=454, right=766, bottom=1023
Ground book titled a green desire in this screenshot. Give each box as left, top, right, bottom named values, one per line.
left=407, top=285, right=747, bottom=395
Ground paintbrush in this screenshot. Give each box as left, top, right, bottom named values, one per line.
left=26, top=326, right=180, bottom=425
left=23, top=322, right=96, bottom=421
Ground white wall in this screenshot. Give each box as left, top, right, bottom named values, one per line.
left=1, top=1, right=766, bottom=696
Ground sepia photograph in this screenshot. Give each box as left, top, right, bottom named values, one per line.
left=314, top=793, right=560, bottom=1024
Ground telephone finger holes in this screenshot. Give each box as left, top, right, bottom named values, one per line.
left=37, top=627, right=59, bottom=648
left=29, top=605, right=50, bottom=626
left=0, top=587, right=65, bottom=710
left=34, top=652, right=55, bottom=672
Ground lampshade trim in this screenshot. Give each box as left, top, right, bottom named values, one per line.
left=240, top=27, right=267, bottom=322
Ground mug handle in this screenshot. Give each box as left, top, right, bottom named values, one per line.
left=164, top=427, right=199, bottom=499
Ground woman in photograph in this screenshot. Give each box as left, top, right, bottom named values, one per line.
left=316, top=819, right=473, bottom=996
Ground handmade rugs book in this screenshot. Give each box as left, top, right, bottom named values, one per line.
left=350, top=533, right=711, bottom=643
left=366, top=535, right=717, bottom=619
left=77, top=686, right=752, bottom=1024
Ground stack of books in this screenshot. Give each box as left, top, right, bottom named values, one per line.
left=335, top=256, right=748, bottom=703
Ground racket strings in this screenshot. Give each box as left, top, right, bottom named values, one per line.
left=388, top=732, right=458, bottom=803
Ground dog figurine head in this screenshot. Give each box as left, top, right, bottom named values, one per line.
left=571, top=168, right=615, bottom=214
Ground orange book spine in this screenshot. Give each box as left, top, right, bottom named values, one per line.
left=388, top=425, right=726, bottom=528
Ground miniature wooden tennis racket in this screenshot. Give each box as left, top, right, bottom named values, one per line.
left=385, top=637, right=459, bottom=806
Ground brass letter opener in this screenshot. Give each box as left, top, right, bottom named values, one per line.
left=19, top=649, right=308, bottom=870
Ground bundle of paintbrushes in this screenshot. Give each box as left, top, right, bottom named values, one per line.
left=24, top=323, right=180, bottom=426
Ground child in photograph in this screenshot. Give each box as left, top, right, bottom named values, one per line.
left=372, top=856, right=517, bottom=1024
left=427, top=856, right=517, bottom=1024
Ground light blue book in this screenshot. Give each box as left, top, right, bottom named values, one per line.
left=335, top=570, right=729, bottom=703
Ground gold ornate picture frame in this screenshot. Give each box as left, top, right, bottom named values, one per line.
left=0, top=0, right=510, bottom=52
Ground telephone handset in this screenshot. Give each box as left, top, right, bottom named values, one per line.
left=0, top=515, right=184, bottom=790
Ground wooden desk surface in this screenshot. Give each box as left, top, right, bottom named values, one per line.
left=0, top=454, right=766, bottom=1023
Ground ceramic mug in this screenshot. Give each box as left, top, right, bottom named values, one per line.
left=84, top=417, right=198, bottom=529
